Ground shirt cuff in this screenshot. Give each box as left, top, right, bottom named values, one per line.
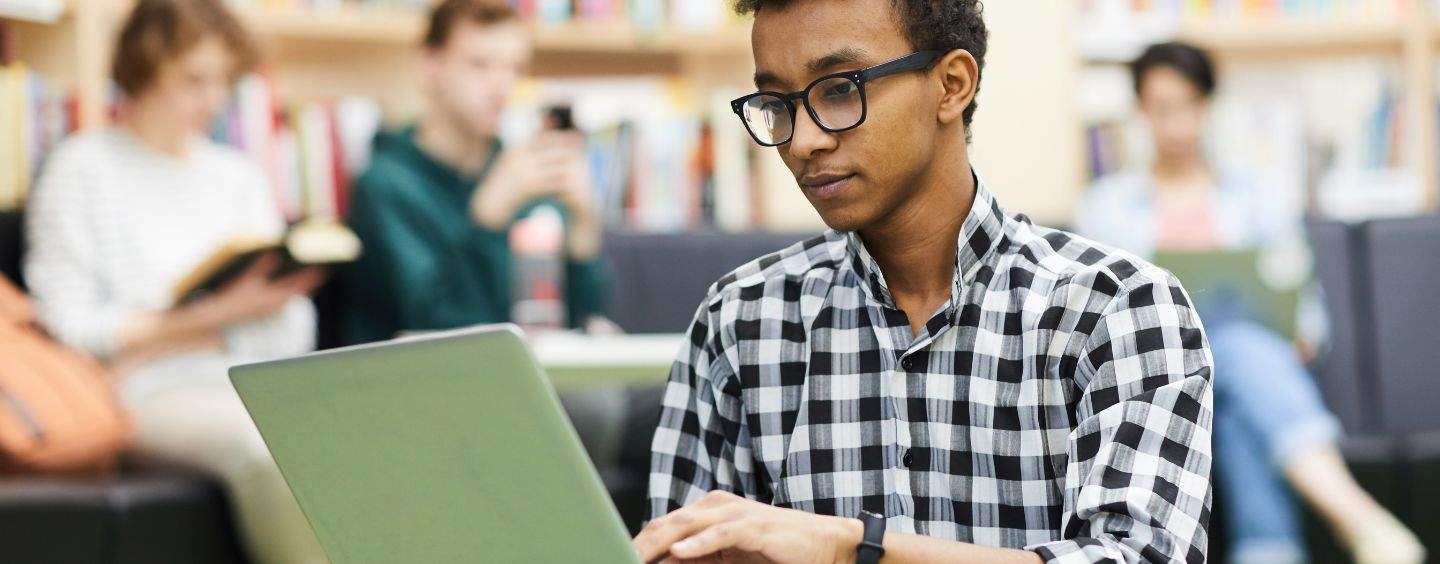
left=564, top=256, right=608, bottom=327
left=1029, top=538, right=1131, bottom=564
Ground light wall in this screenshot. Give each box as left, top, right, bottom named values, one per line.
left=969, top=0, right=1084, bottom=227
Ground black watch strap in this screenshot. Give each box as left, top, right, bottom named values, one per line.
left=856, top=511, right=886, bottom=564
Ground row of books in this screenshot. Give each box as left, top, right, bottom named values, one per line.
left=1085, top=92, right=1403, bottom=181
left=1078, top=0, right=1414, bottom=23
left=516, top=0, right=741, bottom=31
left=221, top=0, right=432, bottom=13
left=1082, top=58, right=1429, bottom=220
left=508, top=77, right=759, bottom=232
left=221, top=0, right=743, bottom=31
left=0, top=63, right=72, bottom=211
left=1075, top=0, right=1416, bottom=61
left=214, top=73, right=768, bottom=232
left=213, top=74, right=383, bottom=223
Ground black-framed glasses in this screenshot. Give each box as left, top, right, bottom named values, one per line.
left=730, top=50, right=944, bottom=147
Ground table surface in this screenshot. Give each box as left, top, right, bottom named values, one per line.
left=530, top=333, right=686, bottom=389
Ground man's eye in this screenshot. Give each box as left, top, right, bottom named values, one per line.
left=825, top=82, right=857, bottom=98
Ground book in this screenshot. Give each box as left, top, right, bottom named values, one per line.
left=0, top=62, right=67, bottom=212
left=217, top=74, right=380, bottom=223
left=170, top=218, right=363, bottom=306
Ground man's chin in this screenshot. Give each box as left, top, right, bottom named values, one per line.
left=811, top=206, right=871, bottom=233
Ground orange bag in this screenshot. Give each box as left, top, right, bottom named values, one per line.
left=0, top=277, right=131, bottom=475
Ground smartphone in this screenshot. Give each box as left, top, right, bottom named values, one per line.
left=545, top=105, right=576, bottom=131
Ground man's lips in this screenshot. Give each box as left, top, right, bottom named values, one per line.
left=800, top=173, right=856, bottom=199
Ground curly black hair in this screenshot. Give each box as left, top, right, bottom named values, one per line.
left=734, top=0, right=989, bottom=132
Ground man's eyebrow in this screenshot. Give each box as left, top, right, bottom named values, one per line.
left=807, top=48, right=869, bottom=75
left=754, top=71, right=779, bottom=90
left=752, top=47, right=872, bottom=90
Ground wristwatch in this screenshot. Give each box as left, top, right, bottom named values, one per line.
left=856, top=511, right=886, bottom=564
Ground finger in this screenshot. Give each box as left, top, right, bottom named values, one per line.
left=533, top=130, right=584, bottom=148
left=667, top=522, right=749, bottom=561
left=540, top=170, right=573, bottom=190
left=277, top=269, right=326, bottom=299
left=662, top=555, right=725, bottom=564
left=564, top=166, right=594, bottom=193
left=286, top=267, right=329, bottom=290
left=533, top=148, right=577, bottom=170
left=632, top=507, right=732, bottom=564
left=301, top=267, right=331, bottom=291
left=245, top=252, right=283, bottom=279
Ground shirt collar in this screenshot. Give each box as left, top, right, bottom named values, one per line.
left=845, top=170, right=1007, bottom=309
left=387, top=124, right=502, bottom=191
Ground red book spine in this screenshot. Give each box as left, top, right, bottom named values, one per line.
left=326, top=104, right=351, bottom=219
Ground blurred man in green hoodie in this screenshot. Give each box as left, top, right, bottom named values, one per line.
left=340, top=0, right=607, bottom=345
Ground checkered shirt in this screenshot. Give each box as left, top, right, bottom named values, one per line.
left=648, top=176, right=1214, bottom=564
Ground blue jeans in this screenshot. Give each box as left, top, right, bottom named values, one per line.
left=1209, top=320, right=1342, bottom=564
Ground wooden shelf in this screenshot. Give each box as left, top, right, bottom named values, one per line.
left=1177, top=21, right=1407, bottom=57
left=532, top=23, right=750, bottom=55
left=240, top=8, right=750, bottom=56
left=0, top=0, right=65, bottom=23
left=241, top=8, right=422, bottom=45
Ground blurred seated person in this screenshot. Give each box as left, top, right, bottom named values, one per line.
left=1075, top=42, right=1424, bottom=564
left=340, top=0, right=608, bottom=345
left=24, top=0, right=326, bottom=561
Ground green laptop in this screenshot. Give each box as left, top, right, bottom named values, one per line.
left=1151, top=248, right=1305, bottom=340
left=229, top=325, right=642, bottom=564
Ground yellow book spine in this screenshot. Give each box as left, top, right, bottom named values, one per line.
left=14, top=63, right=32, bottom=209
left=0, top=65, right=20, bottom=211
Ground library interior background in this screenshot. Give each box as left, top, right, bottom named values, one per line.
left=0, top=0, right=1438, bottom=563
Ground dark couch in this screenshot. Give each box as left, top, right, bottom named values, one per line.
left=603, top=230, right=813, bottom=333
left=0, top=211, right=250, bottom=564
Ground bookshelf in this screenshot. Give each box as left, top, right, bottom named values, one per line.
left=241, top=7, right=750, bottom=56
left=0, top=0, right=801, bottom=228
left=6, top=0, right=755, bottom=124
left=1077, top=3, right=1440, bottom=213
left=2, top=0, right=110, bottom=130
left=1177, top=22, right=1407, bottom=57
left=0, top=0, right=63, bottom=23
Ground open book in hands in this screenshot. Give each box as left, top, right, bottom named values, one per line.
left=170, top=218, right=362, bottom=307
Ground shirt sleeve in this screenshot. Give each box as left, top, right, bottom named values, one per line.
left=647, top=296, right=756, bottom=520
left=224, top=158, right=317, bottom=359
left=1030, top=270, right=1214, bottom=564
left=24, top=145, right=133, bottom=358
left=564, top=256, right=608, bottom=328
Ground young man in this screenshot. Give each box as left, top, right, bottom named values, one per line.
left=635, top=1, right=1213, bottom=563
left=340, top=0, right=607, bottom=345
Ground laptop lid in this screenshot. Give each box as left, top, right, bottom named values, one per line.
left=230, top=325, right=640, bottom=564
left=1151, top=249, right=1304, bottom=339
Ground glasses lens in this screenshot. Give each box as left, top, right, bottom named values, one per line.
left=807, top=76, right=864, bottom=131
left=742, top=94, right=793, bottom=145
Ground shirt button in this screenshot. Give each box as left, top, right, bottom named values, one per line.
left=900, top=357, right=914, bottom=371
left=902, top=449, right=915, bottom=468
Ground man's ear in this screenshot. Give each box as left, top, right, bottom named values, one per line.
left=936, top=50, right=979, bottom=126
